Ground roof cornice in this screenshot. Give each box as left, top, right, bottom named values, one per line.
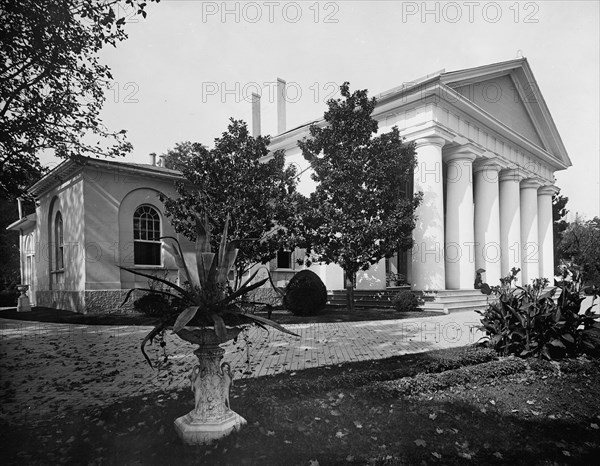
left=28, top=157, right=185, bottom=198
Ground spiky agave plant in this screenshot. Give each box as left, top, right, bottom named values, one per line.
left=121, top=214, right=298, bottom=366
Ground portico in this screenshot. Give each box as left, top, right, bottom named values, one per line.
left=270, top=58, right=572, bottom=295
left=410, top=133, right=563, bottom=291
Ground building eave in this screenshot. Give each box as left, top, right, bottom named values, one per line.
left=6, top=213, right=36, bottom=232
left=28, top=157, right=186, bottom=198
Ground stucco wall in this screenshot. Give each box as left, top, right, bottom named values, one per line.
left=34, top=174, right=86, bottom=311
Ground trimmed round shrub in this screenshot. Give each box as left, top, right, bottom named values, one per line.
left=133, top=293, right=172, bottom=317
left=392, top=290, right=423, bottom=312
left=283, top=270, right=327, bottom=316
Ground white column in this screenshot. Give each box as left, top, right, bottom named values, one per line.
left=538, top=185, right=558, bottom=282
left=411, top=137, right=446, bottom=290
left=444, top=149, right=475, bottom=289
left=499, top=169, right=523, bottom=285
left=520, top=178, right=542, bottom=284
left=474, top=161, right=502, bottom=286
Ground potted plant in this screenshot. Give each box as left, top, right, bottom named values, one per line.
left=121, top=214, right=298, bottom=445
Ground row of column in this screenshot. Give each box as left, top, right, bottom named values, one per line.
left=411, top=136, right=558, bottom=291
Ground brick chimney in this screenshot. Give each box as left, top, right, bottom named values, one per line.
left=252, top=92, right=261, bottom=137
left=277, top=78, right=286, bottom=134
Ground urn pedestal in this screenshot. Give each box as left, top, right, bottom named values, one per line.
left=16, top=284, right=31, bottom=313
left=174, top=328, right=246, bottom=445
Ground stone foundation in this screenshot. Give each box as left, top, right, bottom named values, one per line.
left=84, top=290, right=138, bottom=314
left=35, top=289, right=143, bottom=314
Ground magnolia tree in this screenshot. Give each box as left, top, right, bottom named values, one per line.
left=298, top=83, right=422, bottom=311
left=559, top=216, right=600, bottom=288
left=161, top=119, right=302, bottom=288
left=0, top=0, right=158, bottom=198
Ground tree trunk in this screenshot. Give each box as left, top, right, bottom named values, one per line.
left=345, top=272, right=356, bottom=312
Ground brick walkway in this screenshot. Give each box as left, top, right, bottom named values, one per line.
left=0, top=312, right=483, bottom=425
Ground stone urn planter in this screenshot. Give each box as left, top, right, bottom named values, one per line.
left=173, top=326, right=246, bottom=445
left=120, top=215, right=298, bottom=445
left=16, top=284, right=31, bottom=312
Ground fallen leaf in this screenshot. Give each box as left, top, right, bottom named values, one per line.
left=489, top=400, right=496, bottom=406
left=335, top=431, right=345, bottom=439
left=346, top=455, right=354, bottom=462
left=266, top=430, right=275, bottom=437
left=353, top=421, right=363, bottom=429
left=458, top=452, right=472, bottom=459
left=308, top=461, right=320, bottom=466
left=330, top=410, right=341, bottom=417
left=436, top=428, right=444, bottom=434
left=591, top=423, right=599, bottom=430
left=414, top=439, right=427, bottom=447
left=526, top=400, right=535, bottom=405
left=562, top=450, right=571, bottom=457
left=493, top=452, right=503, bottom=459
left=432, top=452, right=441, bottom=459
left=429, top=413, right=437, bottom=420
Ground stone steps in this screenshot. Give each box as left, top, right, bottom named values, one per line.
left=327, top=288, right=493, bottom=313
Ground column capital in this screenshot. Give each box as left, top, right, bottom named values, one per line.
left=473, top=159, right=502, bottom=174
left=443, top=143, right=481, bottom=163
left=414, top=136, right=446, bottom=149
left=499, top=168, right=525, bottom=182
left=538, top=184, right=560, bottom=196
left=520, top=178, right=544, bottom=190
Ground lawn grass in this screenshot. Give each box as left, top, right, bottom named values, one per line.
left=2, top=347, right=599, bottom=465
left=0, top=305, right=439, bottom=326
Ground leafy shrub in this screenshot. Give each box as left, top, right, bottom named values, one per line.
left=367, top=358, right=529, bottom=398
left=391, top=290, right=423, bottom=312
left=133, top=293, right=173, bottom=318
left=476, top=268, right=599, bottom=360
left=252, top=346, right=497, bottom=396
left=0, top=288, right=18, bottom=307
left=283, top=270, right=327, bottom=316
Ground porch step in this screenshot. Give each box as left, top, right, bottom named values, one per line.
left=326, top=288, right=493, bottom=313
left=418, top=289, right=494, bottom=313
left=326, top=288, right=409, bottom=309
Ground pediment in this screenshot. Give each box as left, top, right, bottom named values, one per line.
left=451, top=74, right=545, bottom=148
left=440, top=59, right=571, bottom=168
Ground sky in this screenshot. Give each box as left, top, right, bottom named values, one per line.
left=45, top=0, right=600, bottom=219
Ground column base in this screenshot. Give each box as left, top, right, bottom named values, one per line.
left=174, top=410, right=247, bottom=445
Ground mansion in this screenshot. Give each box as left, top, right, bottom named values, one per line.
left=9, top=58, right=571, bottom=313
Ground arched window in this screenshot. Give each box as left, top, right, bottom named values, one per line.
left=54, top=211, right=64, bottom=270
left=133, top=205, right=161, bottom=266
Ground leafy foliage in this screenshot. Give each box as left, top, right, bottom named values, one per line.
left=391, top=290, right=424, bottom=312
left=368, top=358, right=530, bottom=398
left=160, top=120, right=302, bottom=287
left=133, top=293, right=173, bottom=318
left=121, top=215, right=298, bottom=366
left=297, top=82, right=421, bottom=310
left=0, top=0, right=157, bottom=198
left=476, top=268, right=599, bottom=360
left=558, top=217, right=600, bottom=288
left=283, top=269, right=327, bottom=316
left=552, top=192, right=569, bottom=268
